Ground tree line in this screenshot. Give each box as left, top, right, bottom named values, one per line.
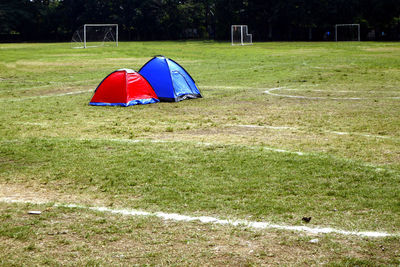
left=1, top=0, right=399, bottom=42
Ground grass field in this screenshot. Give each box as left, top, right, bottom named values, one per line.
left=0, top=41, right=400, bottom=265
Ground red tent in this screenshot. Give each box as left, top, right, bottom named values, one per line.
left=89, top=69, right=159, bottom=106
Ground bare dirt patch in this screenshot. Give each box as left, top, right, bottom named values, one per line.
left=0, top=183, right=107, bottom=207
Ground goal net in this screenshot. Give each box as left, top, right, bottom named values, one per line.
left=71, top=24, right=118, bottom=48
left=231, top=25, right=253, bottom=45
left=335, top=24, right=360, bottom=41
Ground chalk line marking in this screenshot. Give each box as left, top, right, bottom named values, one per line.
left=90, top=137, right=305, bottom=156
left=264, top=87, right=400, bottom=100
left=4, top=137, right=397, bottom=173
left=0, top=136, right=304, bottom=157
left=15, top=122, right=48, bottom=126
left=228, top=124, right=396, bottom=140
left=0, top=90, right=92, bottom=102
left=328, top=131, right=392, bottom=140
left=3, top=85, right=398, bottom=102
left=1, top=84, right=239, bottom=102
left=201, top=85, right=244, bottom=89
left=280, top=88, right=400, bottom=94
left=264, top=87, right=361, bottom=100
left=10, top=79, right=99, bottom=92
left=0, top=197, right=394, bottom=238
left=14, top=121, right=72, bottom=126
left=102, top=139, right=394, bottom=174
left=227, top=124, right=296, bottom=130
left=0, top=137, right=304, bottom=156
left=4, top=136, right=397, bottom=175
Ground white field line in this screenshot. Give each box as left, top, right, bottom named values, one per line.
left=2, top=137, right=303, bottom=155
left=0, top=137, right=305, bottom=157
left=0, top=197, right=394, bottom=238
left=0, top=90, right=92, bottom=102
left=12, top=119, right=396, bottom=140
left=87, top=137, right=305, bottom=156
left=201, top=85, right=245, bottom=89
left=10, top=79, right=99, bottom=92
left=264, top=87, right=362, bottom=100
left=14, top=122, right=72, bottom=126
left=15, top=122, right=48, bottom=126
left=0, top=84, right=240, bottom=102
left=264, top=87, right=400, bottom=100
left=203, top=84, right=400, bottom=94
left=2, top=137, right=396, bottom=174
left=229, top=124, right=396, bottom=140
left=283, top=88, right=400, bottom=93
left=328, top=131, right=392, bottom=140
left=2, top=84, right=398, bottom=102
left=227, top=124, right=296, bottom=130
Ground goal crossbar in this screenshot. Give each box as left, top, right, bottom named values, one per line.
left=84, top=24, right=118, bottom=27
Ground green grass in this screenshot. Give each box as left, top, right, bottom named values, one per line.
left=1, top=137, right=399, bottom=232
left=0, top=41, right=400, bottom=264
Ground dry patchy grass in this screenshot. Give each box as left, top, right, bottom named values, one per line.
left=1, top=41, right=400, bottom=265
left=1, top=201, right=399, bottom=266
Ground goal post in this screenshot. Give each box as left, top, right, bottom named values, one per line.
left=335, top=24, right=360, bottom=41
left=71, top=24, right=118, bottom=49
left=231, top=25, right=253, bottom=46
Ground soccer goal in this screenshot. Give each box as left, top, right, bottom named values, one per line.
left=71, top=24, right=118, bottom=49
left=231, top=25, right=253, bottom=46
left=335, top=24, right=360, bottom=41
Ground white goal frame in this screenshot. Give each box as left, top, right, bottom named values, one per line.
left=84, top=24, right=118, bottom=48
left=335, top=24, right=360, bottom=41
left=231, top=25, right=253, bottom=46
left=71, top=24, right=118, bottom=49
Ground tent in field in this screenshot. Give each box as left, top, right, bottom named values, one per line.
left=89, top=69, right=159, bottom=106
left=139, top=56, right=202, bottom=102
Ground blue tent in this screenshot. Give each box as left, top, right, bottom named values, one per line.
left=139, top=56, right=202, bottom=102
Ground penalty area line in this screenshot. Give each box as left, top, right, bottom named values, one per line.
left=0, top=197, right=394, bottom=238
